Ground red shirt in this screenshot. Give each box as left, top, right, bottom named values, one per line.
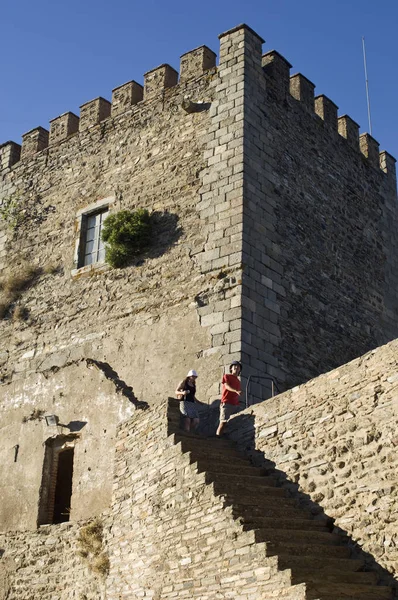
left=221, top=374, right=241, bottom=405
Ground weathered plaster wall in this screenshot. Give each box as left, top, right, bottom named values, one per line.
left=228, top=338, right=398, bottom=579
left=0, top=360, right=135, bottom=531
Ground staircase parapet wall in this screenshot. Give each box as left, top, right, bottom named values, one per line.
left=107, top=396, right=306, bottom=599
left=227, top=337, right=398, bottom=585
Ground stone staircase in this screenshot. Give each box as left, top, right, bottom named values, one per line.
left=172, top=431, right=393, bottom=600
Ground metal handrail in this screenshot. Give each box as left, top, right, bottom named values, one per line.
left=245, top=375, right=280, bottom=408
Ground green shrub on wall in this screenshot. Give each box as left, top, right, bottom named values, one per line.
left=101, top=209, right=152, bottom=268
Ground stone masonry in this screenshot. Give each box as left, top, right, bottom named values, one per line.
left=228, top=337, right=398, bottom=583
left=2, top=350, right=398, bottom=597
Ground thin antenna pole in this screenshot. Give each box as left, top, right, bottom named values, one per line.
left=362, top=36, right=372, bottom=135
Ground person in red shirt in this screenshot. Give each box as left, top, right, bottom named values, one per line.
left=216, top=361, right=242, bottom=437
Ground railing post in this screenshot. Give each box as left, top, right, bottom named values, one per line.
left=244, top=375, right=280, bottom=407
left=245, top=375, right=251, bottom=409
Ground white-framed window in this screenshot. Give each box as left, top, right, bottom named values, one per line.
left=72, top=196, right=114, bottom=276
left=79, top=208, right=108, bottom=267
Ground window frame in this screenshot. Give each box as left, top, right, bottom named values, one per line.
left=72, top=196, right=114, bottom=277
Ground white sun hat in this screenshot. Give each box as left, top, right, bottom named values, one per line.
left=187, top=369, right=198, bottom=377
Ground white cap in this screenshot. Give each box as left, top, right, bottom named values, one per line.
left=187, top=369, right=198, bottom=377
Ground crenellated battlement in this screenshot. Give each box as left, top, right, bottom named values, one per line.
left=337, top=114, right=360, bottom=148
left=262, top=48, right=396, bottom=180
left=0, top=44, right=217, bottom=170
left=49, top=111, right=79, bottom=145
left=21, top=126, right=49, bottom=159
left=0, top=141, right=21, bottom=170
left=359, top=132, right=380, bottom=168
left=0, top=26, right=395, bottom=184
left=79, top=97, right=111, bottom=131
left=289, top=72, right=315, bottom=111
left=314, top=94, right=338, bottom=130
left=111, top=80, right=143, bottom=117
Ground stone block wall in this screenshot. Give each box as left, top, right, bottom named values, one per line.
left=228, top=338, right=398, bottom=579
left=259, top=62, right=398, bottom=391
left=105, top=401, right=305, bottom=599
left=1, top=400, right=310, bottom=599
left=1, top=21, right=397, bottom=408
left=196, top=23, right=398, bottom=404
left=241, top=29, right=398, bottom=397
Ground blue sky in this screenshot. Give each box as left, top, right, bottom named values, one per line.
left=2, top=0, right=397, bottom=161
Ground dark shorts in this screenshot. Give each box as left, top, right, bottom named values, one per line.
left=180, top=401, right=199, bottom=419
left=220, top=403, right=240, bottom=423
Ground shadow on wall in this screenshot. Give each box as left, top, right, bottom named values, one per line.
left=228, top=411, right=398, bottom=594
left=126, top=211, right=182, bottom=268
left=86, top=359, right=149, bottom=410
left=65, top=420, right=87, bottom=432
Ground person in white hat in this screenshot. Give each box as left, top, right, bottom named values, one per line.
left=175, top=369, right=199, bottom=433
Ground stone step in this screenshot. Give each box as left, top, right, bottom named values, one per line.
left=277, top=554, right=365, bottom=573
left=174, top=433, right=237, bottom=448
left=203, top=471, right=277, bottom=487
left=212, top=481, right=286, bottom=498
left=266, top=541, right=351, bottom=559
left=233, top=504, right=314, bottom=521
left=191, top=454, right=264, bottom=472
left=177, top=436, right=241, bottom=450
left=241, top=516, right=331, bottom=532
left=194, top=457, right=276, bottom=480
left=224, top=494, right=297, bottom=509
left=197, top=461, right=269, bottom=477
left=305, top=581, right=393, bottom=599
left=292, top=568, right=378, bottom=586
left=180, top=442, right=244, bottom=459
left=187, top=449, right=254, bottom=466
left=254, top=527, right=344, bottom=546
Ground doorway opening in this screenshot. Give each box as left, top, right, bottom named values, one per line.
left=38, top=436, right=77, bottom=526
left=53, top=447, right=74, bottom=523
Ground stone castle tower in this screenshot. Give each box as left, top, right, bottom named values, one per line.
left=0, top=23, right=397, bottom=599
